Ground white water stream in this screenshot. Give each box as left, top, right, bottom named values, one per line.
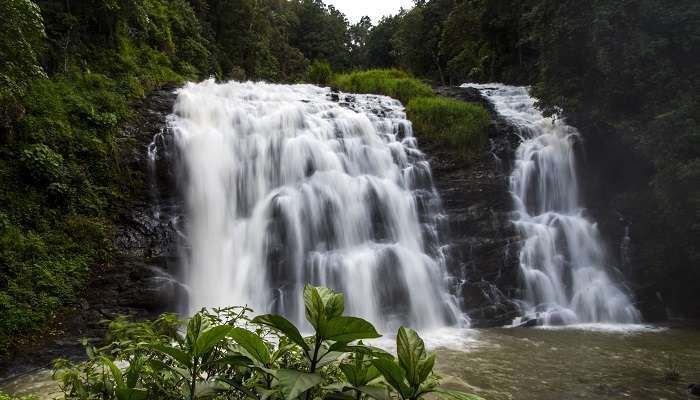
left=168, top=80, right=462, bottom=331
left=463, top=84, right=640, bottom=325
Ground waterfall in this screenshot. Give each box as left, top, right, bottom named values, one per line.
left=168, top=80, right=461, bottom=331
left=463, top=83, right=640, bottom=325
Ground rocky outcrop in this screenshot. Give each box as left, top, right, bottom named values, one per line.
left=422, top=87, right=522, bottom=327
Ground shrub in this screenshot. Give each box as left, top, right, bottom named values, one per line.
left=307, top=60, right=334, bottom=85
left=19, top=143, right=67, bottom=183
left=332, top=69, right=434, bottom=105
left=407, top=97, right=490, bottom=160
left=54, top=285, right=485, bottom=400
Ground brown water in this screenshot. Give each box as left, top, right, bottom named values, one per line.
left=437, top=324, right=700, bottom=400
left=3, top=324, right=700, bottom=400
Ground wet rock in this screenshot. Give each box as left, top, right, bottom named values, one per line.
left=688, top=384, right=700, bottom=397
left=422, top=86, right=522, bottom=327
left=513, top=317, right=538, bottom=328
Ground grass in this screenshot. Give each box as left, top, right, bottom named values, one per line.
left=331, top=69, right=490, bottom=161
left=331, top=68, right=434, bottom=105
left=406, top=96, right=490, bottom=160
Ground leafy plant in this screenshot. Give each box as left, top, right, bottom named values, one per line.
left=307, top=60, right=334, bottom=85
left=19, top=143, right=67, bottom=183
left=53, top=286, right=484, bottom=400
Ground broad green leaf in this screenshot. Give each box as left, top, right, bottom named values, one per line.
left=254, top=386, right=279, bottom=400
left=371, top=359, right=409, bottom=397
left=125, top=356, right=146, bottom=388
left=209, top=354, right=252, bottom=369
left=319, top=316, right=380, bottom=342
left=303, top=285, right=326, bottom=329
left=186, top=314, right=209, bottom=349
left=115, top=387, right=148, bottom=400
left=194, top=381, right=228, bottom=398
left=271, top=342, right=299, bottom=363
left=193, top=325, right=233, bottom=356
left=417, top=353, right=435, bottom=383
left=396, top=327, right=426, bottom=386
left=229, top=327, right=271, bottom=365
left=435, top=389, right=487, bottom=400
left=328, top=343, right=394, bottom=359
left=364, top=364, right=382, bottom=384
left=100, top=357, right=124, bottom=388
left=321, top=289, right=344, bottom=318
left=340, top=364, right=363, bottom=386
left=150, top=344, right=192, bottom=368
left=253, top=314, right=310, bottom=352
left=357, top=385, right=391, bottom=400
left=275, top=369, right=323, bottom=400
left=303, top=286, right=345, bottom=325
left=148, top=359, right=191, bottom=381
left=316, top=350, right=344, bottom=368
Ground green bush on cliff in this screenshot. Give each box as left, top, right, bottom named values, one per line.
left=307, top=60, right=334, bottom=85
left=407, top=97, right=490, bottom=160
left=332, top=69, right=434, bottom=104
left=54, top=285, right=484, bottom=400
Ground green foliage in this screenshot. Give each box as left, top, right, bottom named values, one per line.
left=291, top=0, right=352, bottom=72
left=54, top=286, right=482, bottom=400
left=332, top=69, right=434, bottom=105
left=406, top=97, right=490, bottom=160
left=0, top=70, right=134, bottom=354
left=0, top=0, right=46, bottom=130
left=306, top=61, right=334, bottom=85
left=19, top=144, right=67, bottom=183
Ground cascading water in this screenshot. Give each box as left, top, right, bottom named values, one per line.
left=463, top=83, right=640, bottom=325
left=168, top=80, right=461, bottom=331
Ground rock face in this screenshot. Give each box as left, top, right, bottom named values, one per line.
left=423, top=87, right=523, bottom=327
left=0, top=86, right=181, bottom=379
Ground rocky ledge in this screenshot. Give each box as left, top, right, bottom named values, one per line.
left=423, top=86, right=523, bottom=327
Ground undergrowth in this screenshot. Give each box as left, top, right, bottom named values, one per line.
left=406, top=97, right=490, bottom=160
left=332, top=69, right=434, bottom=105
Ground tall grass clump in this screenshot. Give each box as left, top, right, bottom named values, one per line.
left=332, top=69, right=434, bottom=105
left=407, top=97, right=490, bottom=160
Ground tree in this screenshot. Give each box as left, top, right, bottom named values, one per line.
left=349, top=16, right=373, bottom=68
left=0, top=0, right=46, bottom=132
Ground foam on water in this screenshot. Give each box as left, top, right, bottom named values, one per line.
left=368, top=328, right=481, bottom=353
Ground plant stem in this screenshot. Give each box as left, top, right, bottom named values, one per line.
left=309, top=337, right=322, bottom=373
left=190, top=357, right=198, bottom=400
left=305, top=336, right=323, bottom=400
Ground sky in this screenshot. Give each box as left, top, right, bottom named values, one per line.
left=324, top=0, right=415, bottom=24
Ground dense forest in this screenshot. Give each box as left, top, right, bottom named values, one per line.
left=1, top=0, right=698, bottom=356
